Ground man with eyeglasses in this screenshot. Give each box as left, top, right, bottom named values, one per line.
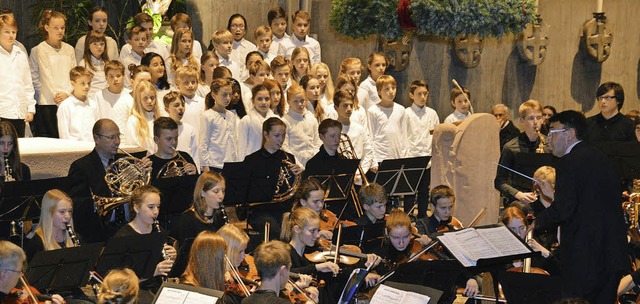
left=533, top=110, right=627, bottom=303
left=491, top=103, right=520, bottom=150
left=0, top=240, right=64, bottom=303
left=585, top=82, right=636, bottom=142
left=66, top=119, right=151, bottom=242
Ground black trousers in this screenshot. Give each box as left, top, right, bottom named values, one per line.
left=34, top=104, right=58, bottom=138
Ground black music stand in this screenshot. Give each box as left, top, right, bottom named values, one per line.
left=304, top=158, right=360, bottom=218
left=0, top=177, right=68, bottom=245
left=152, top=282, right=224, bottom=303
left=390, top=260, right=459, bottom=303
left=222, top=161, right=280, bottom=206
left=592, top=142, right=640, bottom=179
left=95, top=232, right=167, bottom=278
left=501, top=272, right=562, bottom=304
left=374, top=157, right=430, bottom=209
left=333, top=222, right=385, bottom=252
left=25, top=243, right=103, bottom=293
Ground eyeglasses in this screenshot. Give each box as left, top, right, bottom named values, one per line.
left=95, top=133, right=122, bottom=141
left=230, top=24, right=245, bottom=30
left=547, top=128, right=568, bottom=138
left=597, top=95, right=616, bottom=102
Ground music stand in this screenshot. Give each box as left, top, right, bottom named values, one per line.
left=390, top=260, right=458, bottom=302
left=222, top=161, right=279, bottom=207
left=334, top=222, right=385, bottom=251
left=374, top=157, right=430, bottom=197
left=0, top=177, right=68, bottom=245
left=305, top=158, right=360, bottom=218
left=152, top=282, right=224, bottom=303
left=96, top=232, right=167, bottom=278
left=592, top=142, right=640, bottom=179
left=151, top=174, right=198, bottom=221
left=500, top=272, right=562, bottom=304
left=25, top=243, right=104, bottom=293
left=169, top=237, right=195, bottom=278
left=385, top=281, right=443, bottom=303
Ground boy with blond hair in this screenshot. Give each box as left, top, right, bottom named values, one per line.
left=57, top=66, right=100, bottom=141
left=211, top=29, right=242, bottom=79
left=367, top=75, right=407, bottom=164
left=254, top=25, right=276, bottom=64
left=174, top=66, right=204, bottom=144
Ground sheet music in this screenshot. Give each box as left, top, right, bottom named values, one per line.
left=446, top=228, right=500, bottom=261
left=370, top=284, right=431, bottom=304
left=154, top=287, right=219, bottom=304
left=437, top=233, right=476, bottom=267
left=477, top=226, right=531, bottom=256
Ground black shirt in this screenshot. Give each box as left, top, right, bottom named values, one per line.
left=306, top=146, right=340, bottom=171
left=243, top=148, right=296, bottom=213
left=585, top=112, right=636, bottom=142
left=170, top=208, right=225, bottom=246
left=499, top=120, right=520, bottom=150
left=241, top=290, right=290, bottom=304
left=149, top=151, right=196, bottom=181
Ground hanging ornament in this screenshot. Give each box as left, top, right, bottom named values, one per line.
left=453, top=34, right=483, bottom=68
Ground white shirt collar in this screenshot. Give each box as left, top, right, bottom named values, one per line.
left=566, top=140, right=582, bottom=154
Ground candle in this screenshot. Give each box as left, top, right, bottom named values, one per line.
left=596, top=0, right=603, bottom=12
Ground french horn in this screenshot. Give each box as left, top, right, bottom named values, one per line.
left=273, top=153, right=301, bottom=203
left=156, top=147, right=191, bottom=179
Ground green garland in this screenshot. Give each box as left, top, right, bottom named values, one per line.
left=330, top=0, right=537, bottom=40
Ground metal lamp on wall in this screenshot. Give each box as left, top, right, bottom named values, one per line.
left=582, top=0, right=613, bottom=63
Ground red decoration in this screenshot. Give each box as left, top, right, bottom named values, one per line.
left=397, top=0, right=417, bottom=31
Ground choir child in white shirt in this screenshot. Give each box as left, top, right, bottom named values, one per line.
left=78, top=31, right=109, bottom=98
left=358, top=52, right=388, bottom=110
left=227, top=14, right=257, bottom=68
left=227, top=77, right=247, bottom=119
left=300, top=75, right=337, bottom=123
left=163, top=91, right=198, bottom=168
left=238, top=51, right=263, bottom=83
left=111, top=64, right=150, bottom=133
left=196, top=51, right=219, bottom=98
left=263, top=79, right=286, bottom=117
left=141, top=52, right=170, bottom=94
left=367, top=75, right=407, bottom=163
left=57, top=66, right=100, bottom=141
left=267, top=7, right=289, bottom=56
left=124, top=81, right=162, bottom=153
left=168, top=13, right=203, bottom=62
left=200, top=78, right=239, bottom=173
left=443, top=86, right=472, bottom=124
left=310, top=62, right=335, bottom=114
left=290, top=46, right=310, bottom=83
left=174, top=66, right=204, bottom=142
left=237, top=84, right=276, bottom=159
left=278, top=10, right=321, bottom=64
left=95, top=60, right=126, bottom=119
left=30, top=10, right=76, bottom=138
left=0, top=13, right=35, bottom=137
left=74, top=6, right=119, bottom=64
left=119, top=13, right=169, bottom=62
left=333, top=90, right=376, bottom=185
left=282, top=84, right=320, bottom=167
left=241, top=59, right=271, bottom=111
left=335, top=75, right=368, bottom=130
left=211, top=30, right=242, bottom=79
left=403, top=80, right=440, bottom=218
left=121, top=25, right=147, bottom=89
left=166, top=28, right=199, bottom=85
left=254, top=25, right=277, bottom=64
left=270, top=56, right=292, bottom=95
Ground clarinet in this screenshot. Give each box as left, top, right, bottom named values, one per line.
left=154, top=218, right=171, bottom=282
left=219, top=203, right=229, bottom=224
left=65, top=222, right=80, bottom=246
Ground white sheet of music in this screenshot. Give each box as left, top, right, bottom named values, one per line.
left=477, top=226, right=531, bottom=256
left=154, top=287, right=219, bottom=304
left=370, top=284, right=431, bottom=304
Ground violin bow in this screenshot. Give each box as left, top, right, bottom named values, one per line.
left=452, top=79, right=474, bottom=114
left=467, top=208, right=487, bottom=227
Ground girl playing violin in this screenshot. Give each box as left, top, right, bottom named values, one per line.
left=24, top=189, right=78, bottom=262
left=501, top=206, right=560, bottom=275
left=113, top=185, right=177, bottom=291
left=373, top=210, right=478, bottom=302
left=415, top=185, right=464, bottom=236
left=171, top=171, right=227, bottom=247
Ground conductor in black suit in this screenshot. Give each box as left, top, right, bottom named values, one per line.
left=67, top=119, right=151, bottom=242
left=533, top=110, right=627, bottom=303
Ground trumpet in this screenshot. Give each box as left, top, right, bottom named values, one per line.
left=337, top=133, right=370, bottom=187
left=156, top=147, right=192, bottom=179
left=4, top=156, right=14, bottom=182
left=536, top=129, right=546, bottom=153
left=273, top=154, right=301, bottom=203
left=65, top=222, right=80, bottom=246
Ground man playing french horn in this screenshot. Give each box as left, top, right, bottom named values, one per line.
left=67, top=119, right=153, bottom=242
left=148, top=117, right=198, bottom=181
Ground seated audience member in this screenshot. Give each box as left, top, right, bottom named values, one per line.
left=491, top=103, right=520, bottom=150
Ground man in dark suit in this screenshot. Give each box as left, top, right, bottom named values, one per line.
left=67, top=119, right=151, bottom=242
left=534, top=110, right=627, bottom=303
left=491, top=103, right=520, bottom=150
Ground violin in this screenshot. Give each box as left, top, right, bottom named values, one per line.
left=238, top=254, right=260, bottom=282
left=319, top=209, right=356, bottom=232
left=305, top=243, right=373, bottom=265
left=4, top=276, right=50, bottom=304
left=436, top=216, right=464, bottom=232
left=283, top=278, right=318, bottom=304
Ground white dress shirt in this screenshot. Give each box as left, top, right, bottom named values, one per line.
left=357, top=76, right=380, bottom=111
left=216, top=51, right=243, bottom=80
left=199, top=109, right=240, bottom=169
left=237, top=108, right=276, bottom=159
left=342, top=122, right=376, bottom=174
left=444, top=109, right=470, bottom=124
left=278, top=34, right=321, bottom=64
left=178, top=122, right=199, bottom=168
left=367, top=102, right=407, bottom=162
left=270, top=33, right=290, bottom=55
left=404, top=104, right=440, bottom=157
left=119, top=40, right=169, bottom=61
left=230, top=38, right=257, bottom=67
left=0, top=44, right=35, bottom=119
left=30, top=41, right=76, bottom=105
left=120, top=51, right=143, bottom=90
left=282, top=110, right=321, bottom=167
left=95, top=88, right=130, bottom=120
left=182, top=94, right=205, bottom=142
left=111, top=92, right=134, bottom=133
left=78, top=56, right=108, bottom=98
left=56, top=94, right=100, bottom=141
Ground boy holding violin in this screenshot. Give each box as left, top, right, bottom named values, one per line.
left=0, top=240, right=65, bottom=304
left=353, top=183, right=387, bottom=226
left=415, top=185, right=464, bottom=236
